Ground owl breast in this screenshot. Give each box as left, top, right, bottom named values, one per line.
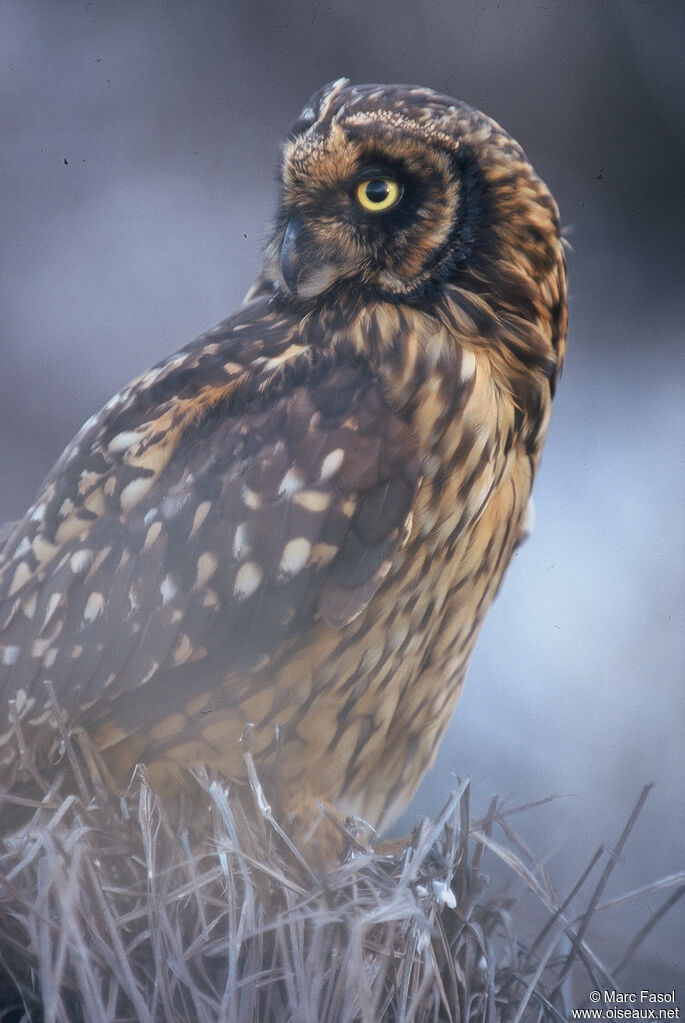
left=90, top=303, right=537, bottom=833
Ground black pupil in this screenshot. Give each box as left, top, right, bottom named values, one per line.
left=365, top=179, right=390, bottom=203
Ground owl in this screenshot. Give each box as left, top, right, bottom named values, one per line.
left=0, top=80, right=566, bottom=842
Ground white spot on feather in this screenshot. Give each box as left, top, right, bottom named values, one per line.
left=293, top=489, right=331, bottom=513
left=70, top=549, right=93, bottom=574
left=144, top=521, right=163, bottom=549
left=160, top=574, right=178, bottom=606
left=242, top=486, right=262, bottom=509
left=2, top=646, right=19, bottom=666
left=43, top=592, right=62, bottom=629
left=234, top=561, right=263, bottom=599
left=279, top=537, right=312, bottom=577
left=195, top=553, right=217, bottom=588
left=9, top=561, right=31, bottom=596
left=58, top=498, right=75, bottom=517
left=172, top=634, right=193, bottom=665
left=33, top=535, right=58, bottom=565
left=83, top=591, right=105, bottom=622
left=120, top=476, right=154, bottom=511
left=31, top=636, right=55, bottom=657
left=161, top=491, right=190, bottom=519
left=320, top=448, right=344, bottom=481
left=310, top=542, right=338, bottom=566
left=107, top=429, right=147, bottom=453
left=189, top=500, right=211, bottom=538
left=279, top=467, right=304, bottom=497
left=233, top=523, right=250, bottom=560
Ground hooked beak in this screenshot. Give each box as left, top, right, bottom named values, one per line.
left=279, top=213, right=306, bottom=295
left=279, top=214, right=345, bottom=299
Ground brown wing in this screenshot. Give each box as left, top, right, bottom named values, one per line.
left=0, top=300, right=422, bottom=775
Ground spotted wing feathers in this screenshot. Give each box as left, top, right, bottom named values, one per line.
left=0, top=310, right=421, bottom=767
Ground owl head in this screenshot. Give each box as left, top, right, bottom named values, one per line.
left=264, top=78, right=561, bottom=311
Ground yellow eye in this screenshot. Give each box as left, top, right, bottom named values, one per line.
left=355, top=177, right=402, bottom=212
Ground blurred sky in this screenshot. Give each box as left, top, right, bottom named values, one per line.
left=1, top=0, right=683, bottom=988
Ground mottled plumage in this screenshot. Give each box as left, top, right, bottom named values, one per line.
left=0, top=80, right=566, bottom=837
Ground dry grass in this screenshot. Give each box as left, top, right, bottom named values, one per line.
left=0, top=732, right=683, bottom=1023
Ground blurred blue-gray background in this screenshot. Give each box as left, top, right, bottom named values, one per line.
left=1, top=0, right=683, bottom=990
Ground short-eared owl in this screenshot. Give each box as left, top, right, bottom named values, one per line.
left=0, top=80, right=567, bottom=838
